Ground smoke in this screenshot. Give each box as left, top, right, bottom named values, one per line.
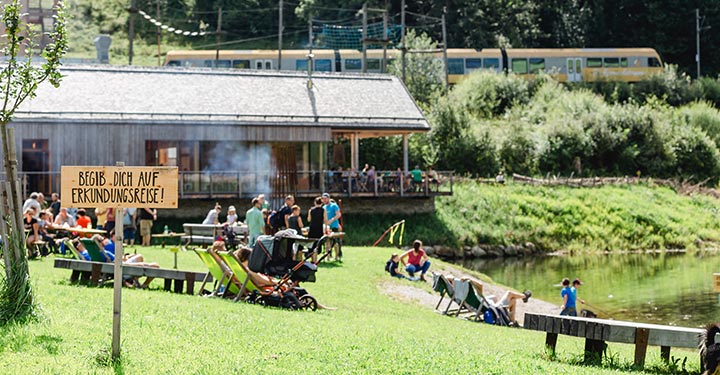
left=202, top=142, right=273, bottom=198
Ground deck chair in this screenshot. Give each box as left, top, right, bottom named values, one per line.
left=80, top=238, right=111, bottom=262
left=452, top=279, right=486, bottom=321
left=193, top=248, right=239, bottom=297
left=432, top=273, right=459, bottom=315
left=63, top=239, right=86, bottom=261
left=216, top=251, right=268, bottom=302
left=206, top=247, right=245, bottom=298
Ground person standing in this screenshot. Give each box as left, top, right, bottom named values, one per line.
left=123, top=208, right=137, bottom=245
left=572, top=278, right=586, bottom=305
left=321, top=193, right=342, bottom=261
left=306, top=197, right=327, bottom=262
left=560, top=278, right=577, bottom=316
left=138, top=208, right=157, bottom=247
left=245, top=198, right=264, bottom=247
left=49, top=193, right=61, bottom=218
left=202, top=203, right=222, bottom=225
left=95, top=207, right=107, bottom=231
left=105, top=208, right=116, bottom=236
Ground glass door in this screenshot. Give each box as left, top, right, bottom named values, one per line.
left=566, top=58, right=583, bottom=82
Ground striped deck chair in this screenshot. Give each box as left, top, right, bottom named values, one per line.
left=216, top=251, right=270, bottom=302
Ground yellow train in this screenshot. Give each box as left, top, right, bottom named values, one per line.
left=164, top=47, right=663, bottom=83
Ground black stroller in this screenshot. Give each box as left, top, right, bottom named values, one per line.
left=246, top=230, right=329, bottom=310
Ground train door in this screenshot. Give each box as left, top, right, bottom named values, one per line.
left=254, top=59, right=273, bottom=70
left=566, top=58, right=582, bottom=82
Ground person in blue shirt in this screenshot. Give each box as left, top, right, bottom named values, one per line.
left=560, top=278, right=577, bottom=316
left=321, top=193, right=342, bottom=261
left=571, top=278, right=586, bottom=305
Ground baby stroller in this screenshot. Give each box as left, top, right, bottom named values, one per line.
left=246, top=230, right=329, bottom=310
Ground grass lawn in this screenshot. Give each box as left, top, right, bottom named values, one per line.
left=0, top=246, right=700, bottom=374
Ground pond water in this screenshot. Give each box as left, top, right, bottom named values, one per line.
left=456, top=252, right=720, bottom=328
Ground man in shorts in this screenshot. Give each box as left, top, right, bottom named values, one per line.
left=321, top=193, right=342, bottom=261
left=138, top=208, right=157, bottom=246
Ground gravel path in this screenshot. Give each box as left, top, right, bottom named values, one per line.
left=379, top=262, right=559, bottom=325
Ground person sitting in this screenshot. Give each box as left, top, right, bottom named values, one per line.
left=385, top=253, right=413, bottom=280
left=54, top=207, right=76, bottom=227
left=487, top=290, right=532, bottom=323
left=122, top=253, right=160, bottom=288
left=23, top=207, right=41, bottom=257
left=399, top=240, right=431, bottom=282
left=37, top=211, right=58, bottom=254
left=225, top=206, right=238, bottom=226
left=202, top=203, right=222, bottom=225
left=71, top=239, right=91, bottom=261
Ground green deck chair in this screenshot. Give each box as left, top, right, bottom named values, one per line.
left=63, top=239, right=86, bottom=261
left=216, top=251, right=263, bottom=302
left=193, top=248, right=239, bottom=297
left=432, top=273, right=459, bottom=315
left=452, top=278, right=486, bottom=321
left=80, top=238, right=111, bottom=262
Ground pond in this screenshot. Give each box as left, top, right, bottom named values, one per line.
left=456, top=252, right=720, bottom=328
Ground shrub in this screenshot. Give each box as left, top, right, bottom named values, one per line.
left=676, top=101, right=720, bottom=148
left=451, top=70, right=530, bottom=118
left=670, top=119, right=720, bottom=183
left=633, top=65, right=699, bottom=106
left=498, top=124, right=537, bottom=175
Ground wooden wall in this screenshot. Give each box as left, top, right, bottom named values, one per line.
left=9, top=119, right=330, bottom=171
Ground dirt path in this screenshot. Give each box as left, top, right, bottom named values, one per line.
left=379, top=262, right=558, bottom=325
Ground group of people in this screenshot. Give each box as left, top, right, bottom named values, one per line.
left=200, top=192, right=344, bottom=261
left=19, top=191, right=158, bottom=257
left=327, top=164, right=440, bottom=194
left=385, top=240, right=432, bottom=281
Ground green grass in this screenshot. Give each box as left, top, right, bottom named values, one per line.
left=0, top=246, right=701, bottom=374
left=345, top=181, right=720, bottom=253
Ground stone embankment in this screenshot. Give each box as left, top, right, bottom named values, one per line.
left=419, top=242, right=541, bottom=260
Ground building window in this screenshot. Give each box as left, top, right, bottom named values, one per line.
left=448, top=58, right=464, bottom=74
left=511, top=58, right=528, bottom=74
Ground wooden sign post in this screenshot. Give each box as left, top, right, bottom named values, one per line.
left=61, top=164, right=178, bottom=359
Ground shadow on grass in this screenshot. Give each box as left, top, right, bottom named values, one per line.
left=93, top=347, right=127, bottom=375
left=539, top=347, right=697, bottom=375
left=34, top=334, right=63, bottom=355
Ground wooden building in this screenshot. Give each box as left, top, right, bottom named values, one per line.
left=6, top=65, right=438, bottom=199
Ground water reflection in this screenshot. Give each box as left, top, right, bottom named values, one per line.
left=458, top=252, right=720, bottom=327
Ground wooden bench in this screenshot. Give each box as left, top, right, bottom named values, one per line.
left=54, top=258, right=211, bottom=295
left=524, top=313, right=703, bottom=368
left=182, top=224, right=222, bottom=247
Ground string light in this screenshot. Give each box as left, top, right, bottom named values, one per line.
left=137, top=9, right=209, bottom=37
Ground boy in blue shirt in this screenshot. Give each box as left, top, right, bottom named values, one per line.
left=560, top=278, right=577, bottom=316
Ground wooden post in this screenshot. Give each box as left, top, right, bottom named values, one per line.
left=634, top=327, right=649, bottom=368
left=545, top=332, right=558, bottom=354
left=112, top=162, right=125, bottom=359
left=400, top=0, right=406, bottom=83
left=441, top=7, right=449, bottom=93
left=660, top=346, right=671, bottom=363
left=361, top=2, right=367, bottom=73
left=584, top=339, right=605, bottom=364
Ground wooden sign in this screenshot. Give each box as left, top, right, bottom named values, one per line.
left=61, top=166, right=178, bottom=208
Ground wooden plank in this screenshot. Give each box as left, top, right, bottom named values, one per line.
left=570, top=320, right=579, bottom=336
left=634, top=327, right=650, bottom=368
left=584, top=339, right=605, bottom=364
left=578, top=320, right=586, bottom=337
left=55, top=259, right=209, bottom=282
left=61, top=166, right=179, bottom=208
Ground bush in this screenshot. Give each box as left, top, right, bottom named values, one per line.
left=632, top=65, right=699, bottom=106
left=498, top=124, right=537, bottom=175
left=451, top=70, right=530, bottom=118
left=670, top=119, right=720, bottom=183
left=677, top=101, right=720, bottom=148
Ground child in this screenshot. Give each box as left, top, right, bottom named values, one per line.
left=385, top=253, right=413, bottom=280
left=287, top=205, right=303, bottom=233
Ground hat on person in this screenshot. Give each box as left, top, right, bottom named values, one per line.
left=572, top=278, right=583, bottom=285
left=30, top=192, right=38, bottom=199
left=322, top=193, right=330, bottom=198
left=228, top=206, right=236, bottom=212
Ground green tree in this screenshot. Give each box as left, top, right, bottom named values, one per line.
left=388, top=29, right=443, bottom=109
left=0, top=0, right=68, bottom=325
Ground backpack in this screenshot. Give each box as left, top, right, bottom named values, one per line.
left=385, top=260, right=392, bottom=273
left=269, top=206, right=291, bottom=229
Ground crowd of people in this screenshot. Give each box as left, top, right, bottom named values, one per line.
left=199, top=192, right=344, bottom=262
left=17, top=191, right=157, bottom=258
left=326, top=164, right=441, bottom=194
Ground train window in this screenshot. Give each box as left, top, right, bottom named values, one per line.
left=265, top=61, right=272, bottom=69
left=448, top=58, right=464, bottom=74
left=217, top=60, right=231, bottom=68
left=465, top=58, right=482, bottom=70
left=483, top=58, right=500, bottom=69
left=587, top=58, right=602, bottom=68
left=620, top=58, right=628, bottom=67
left=232, top=60, right=250, bottom=69
left=511, top=59, right=528, bottom=74
left=367, top=59, right=381, bottom=70
left=345, top=59, right=362, bottom=70
left=529, top=58, right=545, bottom=74
left=296, top=59, right=308, bottom=70
left=604, top=58, right=620, bottom=68
left=648, top=57, right=661, bottom=67
left=255, top=61, right=263, bottom=69
left=167, top=60, right=181, bottom=67
left=315, top=59, right=332, bottom=72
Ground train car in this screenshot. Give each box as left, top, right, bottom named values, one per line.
left=164, top=49, right=338, bottom=72
left=503, top=48, right=663, bottom=82
left=164, top=47, right=663, bottom=83
left=446, top=48, right=503, bottom=83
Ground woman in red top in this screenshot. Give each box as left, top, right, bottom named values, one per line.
left=399, top=240, right=431, bottom=281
